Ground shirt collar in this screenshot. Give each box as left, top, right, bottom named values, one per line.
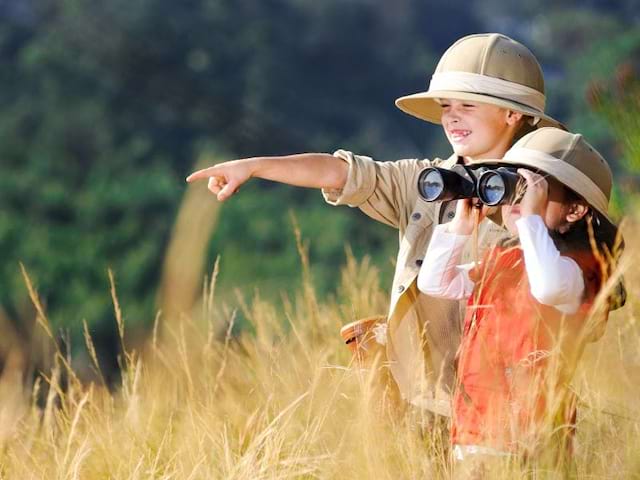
left=441, top=153, right=460, bottom=169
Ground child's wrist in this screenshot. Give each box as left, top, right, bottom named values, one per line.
left=248, top=156, right=269, bottom=178
left=520, top=203, right=544, bottom=218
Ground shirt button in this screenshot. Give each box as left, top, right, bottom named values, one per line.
left=411, top=212, right=421, bottom=221
left=447, top=211, right=455, bottom=219
left=397, top=285, right=405, bottom=293
left=415, top=259, right=423, bottom=266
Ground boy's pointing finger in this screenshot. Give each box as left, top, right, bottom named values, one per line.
left=186, top=166, right=222, bottom=183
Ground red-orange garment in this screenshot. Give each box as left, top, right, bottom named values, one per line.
left=451, top=245, right=603, bottom=452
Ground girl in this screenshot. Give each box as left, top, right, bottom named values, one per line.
left=418, top=127, right=624, bottom=470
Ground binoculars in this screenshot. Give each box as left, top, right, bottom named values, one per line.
left=417, top=164, right=523, bottom=206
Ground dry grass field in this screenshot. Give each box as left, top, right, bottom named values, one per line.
left=0, top=221, right=638, bottom=479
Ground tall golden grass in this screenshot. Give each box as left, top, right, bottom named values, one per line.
left=1, top=220, right=638, bottom=479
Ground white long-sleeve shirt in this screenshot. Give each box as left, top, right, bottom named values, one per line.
left=417, top=215, right=585, bottom=315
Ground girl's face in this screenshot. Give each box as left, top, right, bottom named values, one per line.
left=440, top=99, right=522, bottom=162
left=501, top=177, right=578, bottom=235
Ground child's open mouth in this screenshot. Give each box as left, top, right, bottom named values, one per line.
left=449, top=129, right=471, bottom=142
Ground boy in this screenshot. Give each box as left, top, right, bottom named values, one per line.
left=187, top=33, right=562, bottom=416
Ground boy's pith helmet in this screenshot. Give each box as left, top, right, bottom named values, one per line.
left=395, top=33, right=562, bottom=128
left=472, top=127, right=613, bottom=222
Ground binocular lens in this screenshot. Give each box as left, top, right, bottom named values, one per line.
left=478, top=173, right=507, bottom=206
left=417, top=165, right=477, bottom=202
left=420, top=170, right=445, bottom=201
left=477, top=167, right=520, bottom=206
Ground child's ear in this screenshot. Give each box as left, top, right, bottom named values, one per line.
left=566, top=202, right=589, bottom=223
left=506, top=110, right=524, bottom=126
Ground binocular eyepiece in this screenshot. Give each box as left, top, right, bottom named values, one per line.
left=417, top=165, right=522, bottom=206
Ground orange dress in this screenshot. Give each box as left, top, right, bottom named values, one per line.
left=451, top=246, right=603, bottom=452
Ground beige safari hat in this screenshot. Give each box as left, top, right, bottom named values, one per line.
left=472, top=127, right=614, bottom=224
left=395, top=33, right=563, bottom=128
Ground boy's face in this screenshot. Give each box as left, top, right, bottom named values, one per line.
left=440, top=99, right=521, bottom=162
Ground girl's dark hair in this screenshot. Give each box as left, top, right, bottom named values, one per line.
left=549, top=210, right=621, bottom=255
left=548, top=187, right=622, bottom=256
left=549, top=186, right=626, bottom=309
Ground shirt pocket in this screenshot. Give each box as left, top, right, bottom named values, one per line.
left=403, top=204, right=435, bottom=245
left=400, top=206, right=435, bottom=272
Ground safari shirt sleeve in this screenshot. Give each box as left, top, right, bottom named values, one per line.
left=322, top=149, right=439, bottom=229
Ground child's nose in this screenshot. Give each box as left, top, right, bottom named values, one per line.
left=442, top=111, right=458, bottom=124
left=444, top=108, right=461, bottom=121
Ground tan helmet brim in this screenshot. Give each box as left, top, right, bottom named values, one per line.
left=395, top=90, right=565, bottom=130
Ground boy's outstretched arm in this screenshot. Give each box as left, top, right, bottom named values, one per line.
left=186, top=154, right=349, bottom=201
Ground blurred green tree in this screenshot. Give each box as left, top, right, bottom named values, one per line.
left=0, top=0, right=480, bottom=353
left=2, top=0, right=637, bottom=366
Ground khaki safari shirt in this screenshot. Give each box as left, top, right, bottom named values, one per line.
left=323, top=150, right=509, bottom=416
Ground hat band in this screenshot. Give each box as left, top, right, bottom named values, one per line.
left=428, top=72, right=546, bottom=113
left=503, top=147, right=609, bottom=215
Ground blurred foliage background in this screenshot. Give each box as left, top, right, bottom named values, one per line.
left=0, top=0, right=639, bottom=364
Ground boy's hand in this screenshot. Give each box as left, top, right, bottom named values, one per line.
left=186, top=159, right=254, bottom=201
left=447, top=198, right=486, bottom=235
left=517, top=169, right=548, bottom=217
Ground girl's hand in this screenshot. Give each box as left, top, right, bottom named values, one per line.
left=447, top=198, right=485, bottom=235
left=517, top=169, right=548, bottom=217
